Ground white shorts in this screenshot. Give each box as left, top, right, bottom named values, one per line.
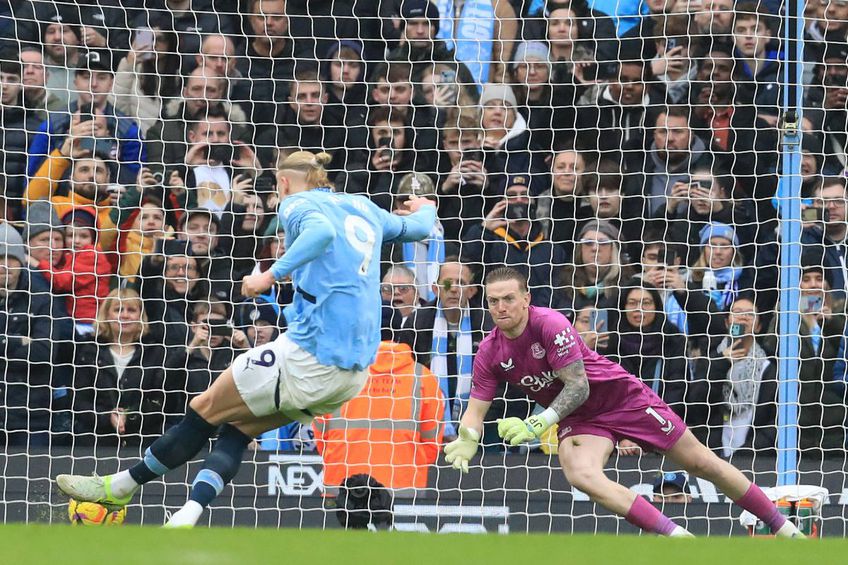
left=231, top=333, right=368, bottom=424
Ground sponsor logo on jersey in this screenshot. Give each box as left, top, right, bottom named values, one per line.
left=553, top=328, right=576, bottom=357
left=519, top=371, right=557, bottom=392
left=500, top=358, right=514, bottom=371
left=560, top=426, right=572, bottom=435
left=531, top=342, right=545, bottom=359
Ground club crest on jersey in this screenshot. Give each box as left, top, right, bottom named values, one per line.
left=500, top=358, right=514, bottom=371
left=531, top=342, right=546, bottom=359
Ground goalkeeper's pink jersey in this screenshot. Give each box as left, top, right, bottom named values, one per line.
left=471, top=306, right=664, bottom=421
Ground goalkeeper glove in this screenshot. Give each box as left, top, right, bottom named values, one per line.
left=443, top=426, right=480, bottom=474
left=497, top=408, right=560, bottom=446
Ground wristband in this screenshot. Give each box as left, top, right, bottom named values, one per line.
left=537, top=407, right=562, bottom=430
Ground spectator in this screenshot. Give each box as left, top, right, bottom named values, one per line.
left=234, top=297, right=283, bottom=347
left=691, top=296, right=777, bottom=455
left=218, top=189, right=271, bottom=284
left=335, top=106, right=419, bottom=211
left=582, top=159, right=643, bottom=253
left=557, top=220, right=633, bottom=311
left=688, top=222, right=754, bottom=312
left=546, top=2, right=605, bottom=87
left=27, top=49, right=146, bottom=185
left=0, top=222, right=70, bottom=446
left=31, top=204, right=112, bottom=335
left=381, top=265, right=422, bottom=328
left=790, top=251, right=848, bottom=456
left=649, top=15, right=696, bottom=104
left=0, top=59, right=42, bottom=220
left=538, top=147, right=588, bottom=259
left=802, top=176, right=848, bottom=294
left=313, top=339, right=444, bottom=494
left=175, top=207, right=235, bottom=302
left=389, top=173, right=446, bottom=303
left=693, top=0, right=735, bottom=41
left=624, top=105, right=713, bottom=222
left=140, top=250, right=207, bottom=347
left=433, top=0, right=518, bottom=85
left=20, top=47, right=54, bottom=118
left=146, top=67, right=248, bottom=175
left=606, top=281, right=688, bottom=418
left=461, top=174, right=564, bottom=306
left=478, top=84, right=546, bottom=192
left=164, top=300, right=250, bottom=413
left=22, top=199, right=65, bottom=281
left=577, top=58, right=660, bottom=159
left=113, top=26, right=181, bottom=135
left=731, top=3, right=782, bottom=124
left=321, top=40, right=368, bottom=128
left=571, top=304, right=611, bottom=354
left=179, top=105, right=261, bottom=205
left=71, top=288, right=167, bottom=446
left=235, top=0, right=304, bottom=125
left=652, top=472, right=692, bottom=503
left=195, top=34, right=239, bottom=85
left=510, top=40, right=576, bottom=152
left=437, top=108, right=488, bottom=241
left=398, top=258, right=492, bottom=438
left=805, top=43, right=848, bottom=175
left=24, top=125, right=119, bottom=230
left=255, top=64, right=360, bottom=180
left=40, top=12, right=81, bottom=112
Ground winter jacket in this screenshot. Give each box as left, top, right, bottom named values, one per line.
left=37, top=244, right=113, bottom=323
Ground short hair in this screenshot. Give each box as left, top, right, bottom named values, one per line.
left=658, top=105, right=690, bottom=121
left=293, top=63, right=322, bottom=85
left=820, top=176, right=847, bottom=193
left=368, top=105, right=406, bottom=127
left=485, top=266, right=529, bottom=292
left=383, top=265, right=416, bottom=283
left=189, top=103, right=230, bottom=133
left=95, top=288, right=149, bottom=342
left=192, top=299, right=229, bottom=322
left=733, top=2, right=774, bottom=28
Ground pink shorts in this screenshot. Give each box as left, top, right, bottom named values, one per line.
left=556, top=402, right=687, bottom=453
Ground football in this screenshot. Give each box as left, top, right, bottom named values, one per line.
left=67, top=499, right=127, bottom=526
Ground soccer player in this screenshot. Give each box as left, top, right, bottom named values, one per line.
left=444, top=267, right=804, bottom=538
left=57, top=151, right=437, bottom=527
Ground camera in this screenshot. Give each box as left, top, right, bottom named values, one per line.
left=335, top=474, right=393, bottom=530
left=209, top=322, right=233, bottom=337
left=208, top=144, right=234, bottom=164
left=462, top=148, right=484, bottom=163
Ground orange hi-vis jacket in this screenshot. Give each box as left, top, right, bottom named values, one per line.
left=313, top=341, right=444, bottom=492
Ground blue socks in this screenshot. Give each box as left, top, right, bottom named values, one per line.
left=128, top=408, right=218, bottom=485
left=189, top=424, right=253, bottom=508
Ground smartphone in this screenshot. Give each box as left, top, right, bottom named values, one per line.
left=208, top=144, right=234, bottom=164
left=666, top=37, right=678, bottom=51
left=802, top=207, right=824, bottom=222
left=462, top=148, right=484, bottom=163
left=79, top=137, right=114, bottom=159
left=662, top=249, right=678, bottom=268
left=76, top=102, right=95, bottom=123
left=437, top=69, right=458, bottom=101
left=376, top=135, right=393, bottom=160
left=730, top=323, right=744, bottom=338
left=582, top=62, right=599, bottom=81
left=800, top=294, right=823, bottom=314
left=210, top=323, right=233, bottom=337
left=134, top=27, right=155, bottom=51
left=588, top=308, right=608, bottom=333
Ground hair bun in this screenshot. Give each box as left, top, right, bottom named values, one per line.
left=314, top=152, right=333, bottom=167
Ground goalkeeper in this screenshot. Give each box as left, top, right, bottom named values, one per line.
left=445, top=267, right=803, bottom=538
left=57, top=151, right=436, bottom=527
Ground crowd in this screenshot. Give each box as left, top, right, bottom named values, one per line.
left=1, top=0, right=848, bottom=491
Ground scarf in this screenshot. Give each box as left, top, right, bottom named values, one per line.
left=435, top=0, right=495, bottom=88
left=663, top=290, right=689, bottom=335
left=430, top=305, right=474, bottom=429
left=717, top=337, right=770, bottom=457
left=402, top=221, right=446, bottom=303
left=618, top=328, right=664, bottom=358
left=702, top=267, right=742, bottom=310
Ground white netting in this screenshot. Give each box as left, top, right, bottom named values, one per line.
left=0, top=0, right=846, bottom=536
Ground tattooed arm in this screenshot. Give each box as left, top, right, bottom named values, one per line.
left=547, top=360, right=591, bottom=421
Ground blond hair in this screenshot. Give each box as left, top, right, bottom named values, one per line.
left=278, top=150, right=333, bottom=189
left=95, top=288, right=149, bottom=342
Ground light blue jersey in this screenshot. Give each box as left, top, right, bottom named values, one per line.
left=269, top=188, right=436, bottom=371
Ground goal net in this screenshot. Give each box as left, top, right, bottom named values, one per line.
left=0, top=0, right=846, bottom=536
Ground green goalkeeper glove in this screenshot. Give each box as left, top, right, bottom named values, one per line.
left=498, top=408, right=560, bottom=446
left=443, top=426, right=480, bottom=474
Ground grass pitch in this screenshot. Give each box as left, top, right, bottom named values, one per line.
left=0, top=524, right=846, bottom=565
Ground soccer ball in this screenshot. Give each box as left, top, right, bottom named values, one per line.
left=67, top=498, right=127, bottom=526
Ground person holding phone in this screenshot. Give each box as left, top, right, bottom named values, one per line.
left=113, top=27, right=181, bottom=136
left=649, top=15, right=694, bottom=104
left=690, top=296, right=778, bottom=457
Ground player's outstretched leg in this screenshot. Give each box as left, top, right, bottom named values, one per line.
left=165, top=412, right=292, bottom=528
left=664, top=430, right=804, bottom=538
left=57, top=368, right=253, bottom=509
left=559, top=434, right=693, bottom=537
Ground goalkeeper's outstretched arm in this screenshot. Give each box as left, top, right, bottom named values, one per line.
left=444, top=398, right=491, bottom=473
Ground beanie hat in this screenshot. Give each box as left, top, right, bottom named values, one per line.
left=698, top=222, right=739, bottom=247
left=480, top=83, right=517, bottom=107
left=23, top=200, right=63, bottom=243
